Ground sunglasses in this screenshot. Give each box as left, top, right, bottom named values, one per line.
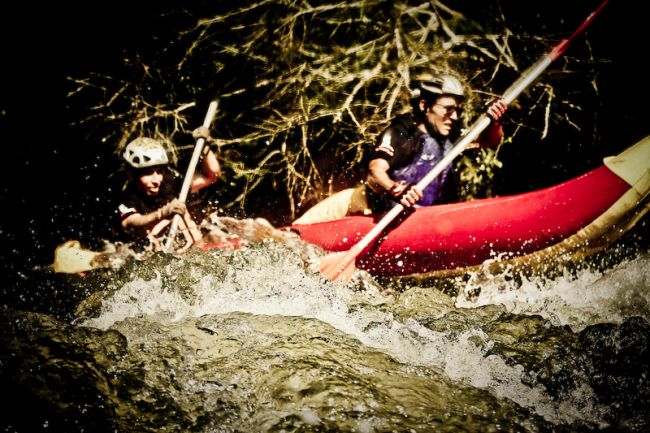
left=434, top=103, right=463, bottom=116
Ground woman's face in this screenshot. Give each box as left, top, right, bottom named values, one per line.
left=137, top=166, right=165, bottom=196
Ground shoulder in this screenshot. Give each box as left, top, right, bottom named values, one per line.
left=164, top=168, right=182, bottom=185
left=117, top=188, right=143, bottom=219
left=158, top=169, right=182, bottom=198
left=385, top=113, right=418, bottom=137
left=389, top=114, right=424, bottom=147
left=373, top=114, right=420, bottom=158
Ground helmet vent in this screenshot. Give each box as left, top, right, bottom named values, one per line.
left=123, top=137, right=169, bottom=169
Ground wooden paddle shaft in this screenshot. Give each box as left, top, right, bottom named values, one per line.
left=164, top=100, right=219, bottom=251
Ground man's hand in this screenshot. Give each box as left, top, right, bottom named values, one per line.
left=390, top=181, right=423, bottom=207
left=486, top=98, right=507, bottom=121
left=159, top=198, right=187, bottom=219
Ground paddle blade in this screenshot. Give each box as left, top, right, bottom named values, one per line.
left=53, top=240, right=108, bottom=274
left=314, top=250, right=357, bottom=283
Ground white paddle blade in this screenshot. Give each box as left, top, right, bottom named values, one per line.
left=53, top=240, right=107, bottom=274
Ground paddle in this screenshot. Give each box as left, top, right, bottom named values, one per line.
left=163, top=100, right=219, bottom=252
left=316, top=0, right=610, bottom=283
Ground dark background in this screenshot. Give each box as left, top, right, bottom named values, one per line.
left=1, top=0, right=648, bottom=271
left=1, top=1, right=165, bottom=268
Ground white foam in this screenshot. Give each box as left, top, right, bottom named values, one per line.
left=455, top=253, right=650, bottom=331
left=80, top=246, right=641, bottom=426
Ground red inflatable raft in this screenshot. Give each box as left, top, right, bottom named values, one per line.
left=290, top=135, right=650, bottom=278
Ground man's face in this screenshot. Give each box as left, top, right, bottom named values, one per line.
left=422, top=95, right=462, bottom=136
left=136, top=166, right=165, bottom=196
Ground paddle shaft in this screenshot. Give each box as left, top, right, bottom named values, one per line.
left=339, top=0, right=609, bottom=265
left=164, top=100, right=219, bottom=251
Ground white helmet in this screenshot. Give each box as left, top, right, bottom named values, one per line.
left=123, top=137, right=169, bottom=169
left=410, top=73, right=465, bottom=100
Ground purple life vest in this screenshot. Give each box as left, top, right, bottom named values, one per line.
left=390, top=133, right=453, bottom=206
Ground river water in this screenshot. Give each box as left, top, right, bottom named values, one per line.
left=1, top=218, right=649, bottom=432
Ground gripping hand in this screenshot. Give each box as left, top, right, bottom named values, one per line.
left=486, top=98, right=507, bottom=121
left=159, top=198, right=187, bottom=219
left=390, top=181, right=423, bottom=207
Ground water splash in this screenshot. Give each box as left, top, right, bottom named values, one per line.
left=75, top=240, right=629, bottom=426
left=456, top=253, right=650, bottom=331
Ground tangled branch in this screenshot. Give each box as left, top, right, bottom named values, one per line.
left=67, top=0, right=600, bottom=223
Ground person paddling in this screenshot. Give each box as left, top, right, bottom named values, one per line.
left=292, top=73, right=507, bottom=224
left=117, top=127, right=221, bottom=252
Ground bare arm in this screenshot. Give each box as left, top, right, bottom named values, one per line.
left=190, top=126, right=221, bottom=193
left=367, top=158, right=422, bottom=207
left=367, top=158, right=395, bottom=193
left=121, top=199, right=186, bottom=233
left=121, top=210, right=163, bottom=234
left=191, top=149, right=221, bottom=193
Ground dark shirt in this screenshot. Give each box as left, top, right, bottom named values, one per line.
left=115, top=169, right=182, bottom=245
left=367, top=113, right=458, bottom=213
left=117, top=171, right=182, bottom=219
